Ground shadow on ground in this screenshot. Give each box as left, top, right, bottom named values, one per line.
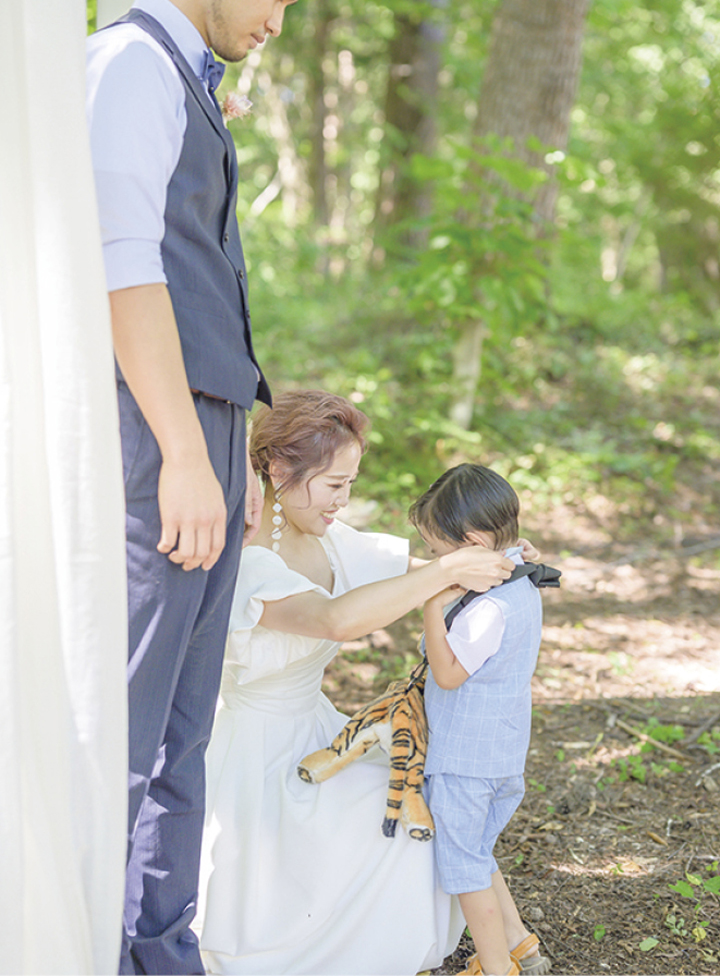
left=323, top=533, right=720, bottom=975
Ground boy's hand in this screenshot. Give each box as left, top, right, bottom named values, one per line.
left=518, top=537, right=540, bottom=562
left=426, top=584, right=464, bottom=610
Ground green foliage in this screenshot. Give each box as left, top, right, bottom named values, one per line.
left=87, top=0, right=720, bottom=538
left=664, top=867, right=719, bottom=946
left=608, top=720, right=687, bottom=784
left=669, top=870, right=720, bottom=901
left=397, top=137, right=549, bottom=340
left=697, top=727, right=720, bottom=756
left=612, top=753, right=648, bottom=784
left=527, top=778, right=546, bottom=793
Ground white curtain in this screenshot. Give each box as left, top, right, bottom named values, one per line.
left=0, top=2, right=128, bottom=974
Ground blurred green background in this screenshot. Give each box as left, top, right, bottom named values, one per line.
left=87, top=0, right=720, bottom=552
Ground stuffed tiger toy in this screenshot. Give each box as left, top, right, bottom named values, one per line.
left=297, top=663, right=434, bottom=841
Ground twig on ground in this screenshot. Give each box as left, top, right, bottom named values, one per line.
left=595, top=807, right=638, bottom=826
left=684, top=708, right=720, bottom=745
left=614, top=716, right=691, bottom=761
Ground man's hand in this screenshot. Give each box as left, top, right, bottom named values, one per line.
left=243, top=445, right=263, bottom=546
left=157, top=455, right=227, bottom=571
left=110, top=283, right=230, bottom=572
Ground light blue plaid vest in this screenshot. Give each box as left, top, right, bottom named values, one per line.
left=424, top=576, right=542, bottom=778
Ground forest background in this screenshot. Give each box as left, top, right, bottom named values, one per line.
left=87, top=2, right=720, bottom=972
left=86, top=0, right=720, bottom=547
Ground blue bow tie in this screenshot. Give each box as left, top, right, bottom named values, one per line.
left=201, top=49, right=226, bottom=93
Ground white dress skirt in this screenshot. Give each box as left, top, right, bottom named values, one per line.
left=195, top=521, right=464, bottom=975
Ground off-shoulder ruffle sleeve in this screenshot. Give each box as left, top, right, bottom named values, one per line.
left=227, top=546, right=325, bottom=634
left=222, top=548, right=332, bottom=685
left=221, top=529, right=409, bottom=687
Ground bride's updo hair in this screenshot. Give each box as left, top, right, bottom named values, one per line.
left=250, top=390, right=369, bottom=491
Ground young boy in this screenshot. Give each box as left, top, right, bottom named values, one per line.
left=409, top=463, right=553, bottom=976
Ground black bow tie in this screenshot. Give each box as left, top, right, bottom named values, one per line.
left=201, top=49, right=226, bottom=93
left=443, top=561, right=562, bottom=631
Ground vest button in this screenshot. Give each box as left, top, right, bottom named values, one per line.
left=223, top=232, right=230, bottom=242
left=238, top=269, right=245, bottom=279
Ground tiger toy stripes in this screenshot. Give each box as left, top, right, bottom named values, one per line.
left=297, top=663, right=434, bottom=841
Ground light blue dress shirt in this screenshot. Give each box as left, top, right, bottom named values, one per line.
left=86, top=0, right=216, bottom=291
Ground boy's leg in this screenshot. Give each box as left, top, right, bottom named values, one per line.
left=459, top=888, right=514, bottom=976
left=492, top=870, right=550, bottom=973
left=491, top=870, right=529, bottom=951
left=428, top=773, right=527, bottom=975
left=492, top=871, right=550, bottom=973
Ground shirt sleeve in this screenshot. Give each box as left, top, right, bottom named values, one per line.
left=446, top=596, right=506, bottom=676
left=86, top=27, right=186, bottom=290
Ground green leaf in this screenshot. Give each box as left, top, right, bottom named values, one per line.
left=703, top=875, right=720, bottom=895
left=593, top=924, right=606, bottom=942
left=668, top=880, right=695, bottom=898
left=639, top=938, right=659, bottom=952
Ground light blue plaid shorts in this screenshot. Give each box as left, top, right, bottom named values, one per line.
left=425, top=773, right=525, bottom=894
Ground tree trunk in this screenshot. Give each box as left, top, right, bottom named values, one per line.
left=450, top=321, right=487, bottom=430
left=474, top=0, right=590, bottom=222
left=306, top=0, right=332, bottom=229
left=374, top=4, right=444, bottom=249
left=450, top=0, right=589, bottom=428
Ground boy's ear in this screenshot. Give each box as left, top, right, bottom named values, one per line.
left=465, top=530, right=492, bottom=549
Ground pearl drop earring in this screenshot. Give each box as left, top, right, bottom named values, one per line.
left=271, top=490, right=284, bottom=553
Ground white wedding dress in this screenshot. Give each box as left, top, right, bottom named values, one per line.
left=196, top=520, right=464, bottom=975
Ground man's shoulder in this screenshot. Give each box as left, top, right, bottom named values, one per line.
left=87, top=21, right=184, bottom=124
left=87, top=21, right=177, bottom=84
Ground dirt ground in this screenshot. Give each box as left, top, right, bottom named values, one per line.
left=322, top=505, right=720, bottom=976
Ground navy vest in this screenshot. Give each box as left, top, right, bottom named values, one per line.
left=111, top=9, right=271, bottom=409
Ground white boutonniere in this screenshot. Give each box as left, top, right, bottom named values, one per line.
left=222, top=92, right=253, bottom=124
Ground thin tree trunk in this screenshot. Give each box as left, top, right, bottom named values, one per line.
left=450, top=321, right=486, bottom=430
left=374, top=4, right=444, bottom=249
left=450, top=0, right=589, bottom=428
left=306, top=0, right=332, bottom=229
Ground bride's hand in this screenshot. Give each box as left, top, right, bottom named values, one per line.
left=439, top=546, right=514, bottom=593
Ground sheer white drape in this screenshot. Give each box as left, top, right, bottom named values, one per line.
left=0, top=2, right=128, bottom=973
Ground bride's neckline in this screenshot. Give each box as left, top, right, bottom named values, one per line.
left=253, top=532, right=336, bottom=593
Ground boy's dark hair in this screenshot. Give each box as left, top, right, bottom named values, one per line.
left=408, top=463, right=519, bottom=550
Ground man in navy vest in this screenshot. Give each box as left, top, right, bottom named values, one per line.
left=87, top=0, right=296, bottom=971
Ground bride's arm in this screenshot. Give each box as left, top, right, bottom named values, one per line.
left=258, top=546, right=514, bottom=641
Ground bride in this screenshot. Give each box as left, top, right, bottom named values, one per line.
left=195, top=390, right=527, bottom=976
